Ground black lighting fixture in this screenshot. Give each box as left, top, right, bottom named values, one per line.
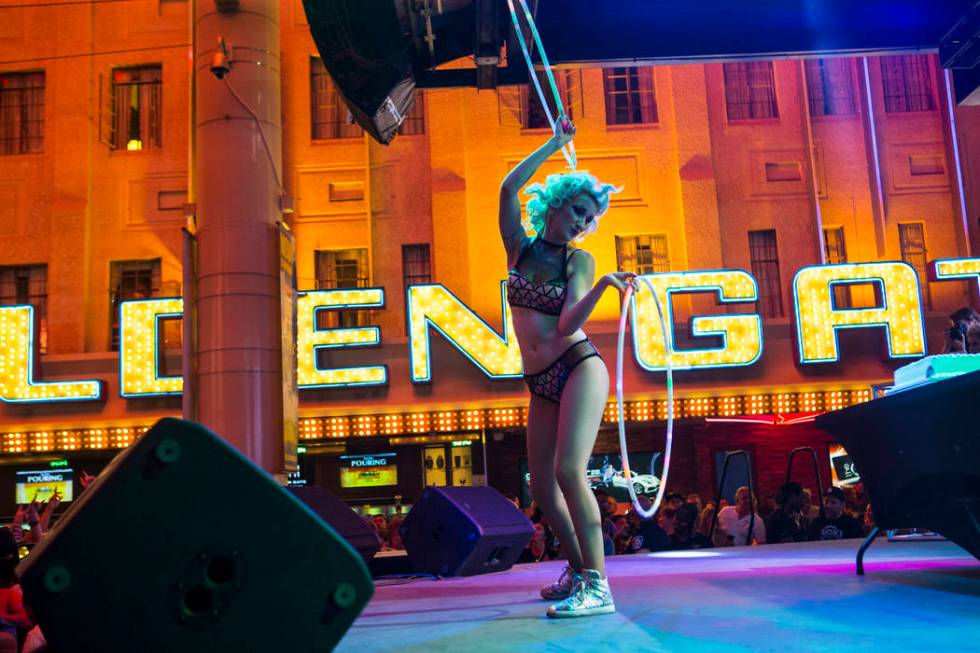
left=301, top=0, right=532, bottom=144
left=940, top=0, right=980, bottom=104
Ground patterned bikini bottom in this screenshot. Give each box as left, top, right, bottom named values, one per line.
left=523, top=338, right=603, bottom=404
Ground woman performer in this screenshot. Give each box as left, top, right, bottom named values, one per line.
left=500, top=118, right=633, bottom=618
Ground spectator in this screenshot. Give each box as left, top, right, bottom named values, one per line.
left=628, top=497, right=669, bottom=553
left=685, top=493, right=702, bottom=515
left=0, top=528, right=32, bottom=641
left=594, top=489, right=617, bottom=556
left=369, top=514, right=390, bottom=550
left=696, top=502, right=716, bottom=538
left=665, top=493, right=684, bottom=512
left=716, top=487, right=766, bottom=546
left=611, top=515, right=632, bottom=554
left=943, top=307, right=980, bottom=354
left=808, top=487, right=864, bottom=541
left=387, top=517, right=404, bottom=550
left=668, top=504, right=712, bottom=550
left=529, top=504, right=561, bottom=560
left=11, top=490, right=60, bottom=548
left=844, top=482, right=870, bottom=521
left=862, top=503, right=876, bottom=536
left=765, top=482, right=808, bottom=543
left=800, top=488, right=821, bottom=525
left=605, top=494, right=619, bottom=518
left=520, top=522, right=549, bottom=563
left=657, top=507, right=677, bottom=537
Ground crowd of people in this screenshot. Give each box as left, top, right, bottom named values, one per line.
left=359, top=479, right=873, bottom=561
left=0, top=472, right=97, bottom=652
left=520, top=481, right=874, bottom=562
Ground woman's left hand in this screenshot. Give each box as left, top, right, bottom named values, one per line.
left=602, top=271, right=637, bottom=293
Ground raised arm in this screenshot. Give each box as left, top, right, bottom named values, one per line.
left=557, top=250, right=635, bottom=337
left=499, top=120, right=576, bottom=266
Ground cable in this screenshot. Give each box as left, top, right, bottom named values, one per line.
left=0, top=0, right=142, bottom=8
left=0, top=43, right=188, bottom=67
left=616, top=277, right=674, bottom=520
left=504, top=0, right=576, bottom=170
left=373, top=573, right=440, bottom=587
left=221, top=76, right=284, bottom=194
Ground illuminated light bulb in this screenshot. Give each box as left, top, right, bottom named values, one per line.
left=0, top=306, right=103, bottom=403
left=119, top=298, right=184, bottom=397
left=794, top=263, right=925, bottom=363
left=407, top=283, right=523, bottom=383
left=297, top=290, right=387, bottom=389
left=631, top=272, right=762, bottom=372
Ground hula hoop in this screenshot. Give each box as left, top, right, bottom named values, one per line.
left=504, top=0, right=577, bottom=170
left=616, top=277, right=674, bottom=520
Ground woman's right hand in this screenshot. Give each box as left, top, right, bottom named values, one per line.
left=550, top=116, right=576, bottom=149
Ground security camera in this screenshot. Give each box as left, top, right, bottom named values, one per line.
left=211, top=37, right=231, bottom=79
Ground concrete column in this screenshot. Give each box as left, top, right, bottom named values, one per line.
left=191, top=0, right=284, bottom=475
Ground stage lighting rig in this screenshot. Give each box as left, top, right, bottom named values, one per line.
left=302, top=0, right=530, bottom=144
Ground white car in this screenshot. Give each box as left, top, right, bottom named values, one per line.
left=608, top=470, right=660, bottom=495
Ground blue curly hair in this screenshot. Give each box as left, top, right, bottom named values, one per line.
left=523, top=171, right=620, bottom=238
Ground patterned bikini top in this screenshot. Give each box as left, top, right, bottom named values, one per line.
left=506, top=237, right=576, bottom=316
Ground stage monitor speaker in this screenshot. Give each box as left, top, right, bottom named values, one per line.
left=816, top=368, right=980, bottom=561
left=400, top=485, right=533, bottom=576
left=17, top=418, right=373, bottom=653
left=287, top=485, right=382, bottom=562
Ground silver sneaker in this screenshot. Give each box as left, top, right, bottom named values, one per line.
left=540, top=564, right=579, bottom=601
left=546, top=569, right=615, bottom=618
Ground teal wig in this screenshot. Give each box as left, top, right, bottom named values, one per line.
left=523, top=171, right=620, bottom=237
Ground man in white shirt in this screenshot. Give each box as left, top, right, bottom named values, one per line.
left=716, top=486, right=766, bottom=546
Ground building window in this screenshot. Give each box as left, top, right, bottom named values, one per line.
left=398, top=92, right=426, bottom=136
left=0, top=265, right=47, bottom=352
left=823, top=227, right=851, bottom=309
left=0, top=71, right=44, bottom=154
left=110, top=65, right=162, bottom=151
left=109, top=259, right=161, bottom=350
left=315, top=249, right=370, bottom=328
left=311, top=57, right=363, bottom=140
left=805, top=59, right=856, bottom=117
left=402, top=244, right=432, bottom=290
left=880, top=55, right=936, bottom=113
left=724, top=62, right=779, bottom=121
left=521, top=70, right=577, bottom=129
left=615, top=235, right=669, bottom=275
left=898, top=223, right=931, bottom=309
left=748, top=230, right=783, bottom=318
left=602, top=67, right=657, bottom=125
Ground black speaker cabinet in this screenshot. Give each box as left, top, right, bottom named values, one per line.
left=287, top=485, right=381, bottom=562
left=400, top=486, right=533, bottom=577
left=17, top=418, right=373, bottom=653
left=816, top=368, right=980, bottom=561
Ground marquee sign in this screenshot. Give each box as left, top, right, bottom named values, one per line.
left=0, top=258, right=961, bottom=403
